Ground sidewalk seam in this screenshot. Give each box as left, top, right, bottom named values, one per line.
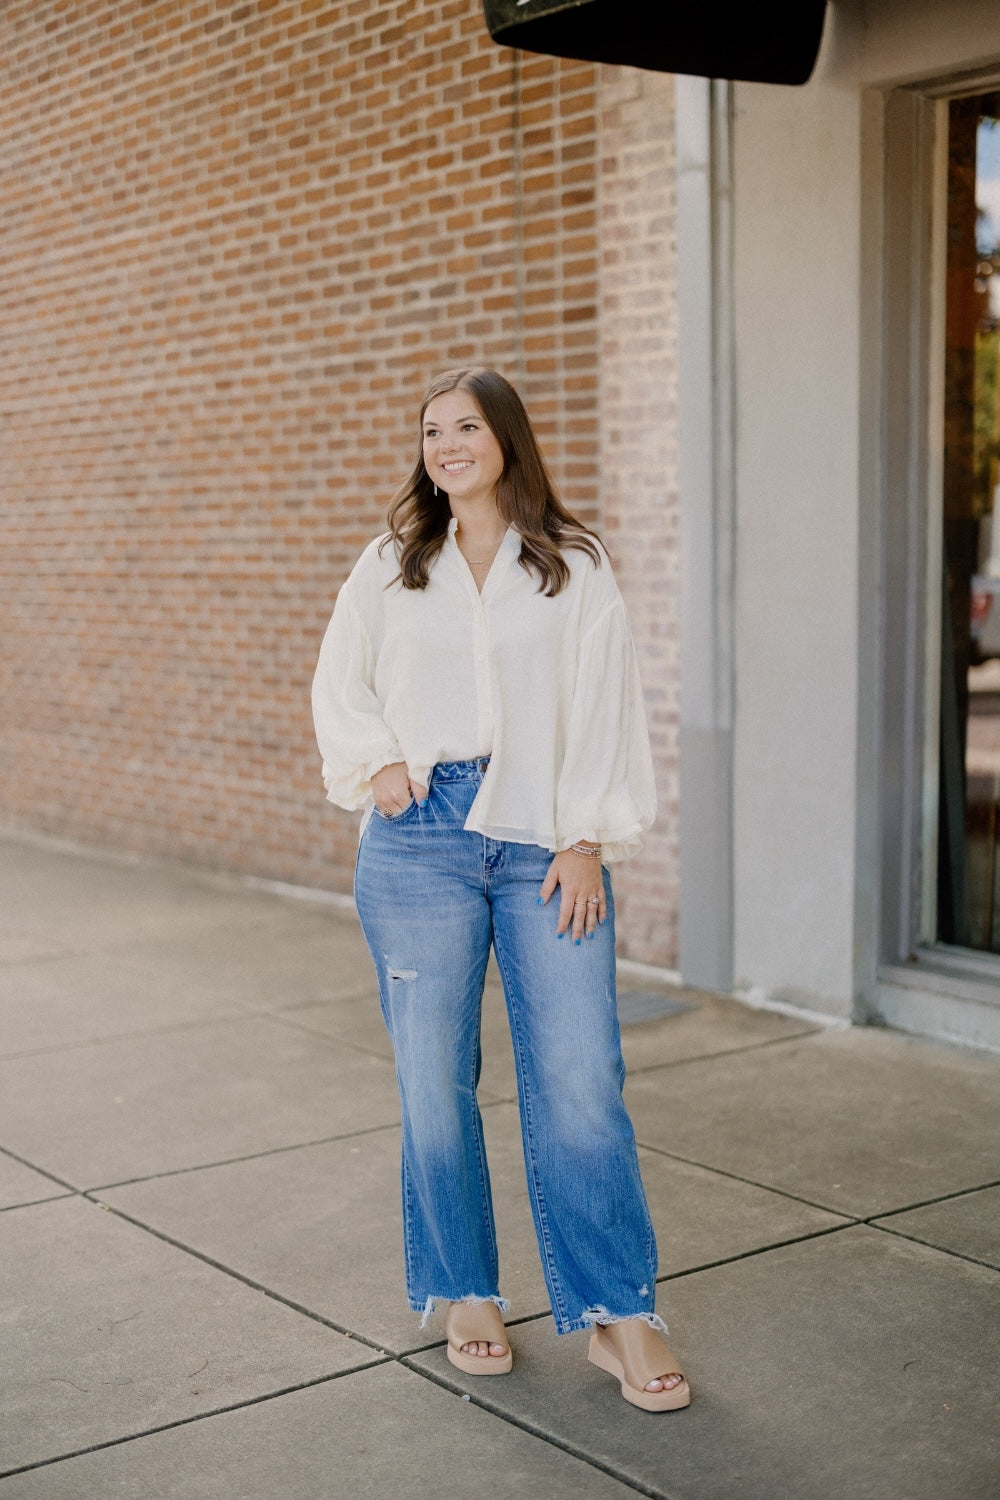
left=623, top=1027, right=827, bottom=1077
left=0, top=1144, right=78, bottom=1195
left=82, top=1197, right=401, bottom=1353
left=0, top=1367, right=391, bottom=1484
left=74, top=1119, right=402, bottom=1192
left=633, top=1140, right=860, bottom=1215
left=0, top=1001, right=383, bottom=1065
left=636, top=1140, right=1000, bottom=1238
left=652, top=1221, right=856, bottom=1286
left=396, top=1357, right=674, bottom=1500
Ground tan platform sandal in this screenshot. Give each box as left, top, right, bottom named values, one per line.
left=588, top=1321, right=691, bottom=1412
left=445, top=1300, right=513, bottom=1376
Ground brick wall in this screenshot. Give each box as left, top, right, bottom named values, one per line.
left=597, top=65, right=679, bottom=965
left=0, top=1, right=679, bottom=967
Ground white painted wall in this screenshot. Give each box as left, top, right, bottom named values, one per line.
left=725, top=0, right=1000, bottom=1019
left=729, top=12, right=863, bottom=1017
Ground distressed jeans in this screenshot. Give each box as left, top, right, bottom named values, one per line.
left=353, top=758, right=660, bottom=1335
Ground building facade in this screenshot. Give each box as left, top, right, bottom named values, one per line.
left=675, top=0, right=1000, bottom=1048
left=0, top=2, right=679, bottom=967
left=9, top=0, right=997, bottom=1050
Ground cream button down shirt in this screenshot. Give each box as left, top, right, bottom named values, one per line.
left=311, top=520, right=655, bottom=863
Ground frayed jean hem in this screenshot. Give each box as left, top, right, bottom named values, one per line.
left=416, top=1293, right=510, bottom=1329
left=557, top=1307, right=669, bottom=1337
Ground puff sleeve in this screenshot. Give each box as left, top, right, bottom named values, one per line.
left=554, top=598, right=656, bottom=863
left=311, top=582, right=404, bottom=812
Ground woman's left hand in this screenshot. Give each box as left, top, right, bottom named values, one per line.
left=539, top=849, right=606, bottom=944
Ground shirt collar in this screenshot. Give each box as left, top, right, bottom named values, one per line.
left=446, top=515, right=518, bottom=550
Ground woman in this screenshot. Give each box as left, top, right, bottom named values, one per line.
left=311, top=368, right=690, bottom=1411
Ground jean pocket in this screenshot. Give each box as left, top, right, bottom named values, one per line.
left=372, top=796, right=418, bottom=823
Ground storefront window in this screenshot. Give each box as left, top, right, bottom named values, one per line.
left=940, top=91, right=1000, bottom=950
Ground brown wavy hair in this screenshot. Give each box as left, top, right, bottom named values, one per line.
left=381, top=367, right=601, bottom=595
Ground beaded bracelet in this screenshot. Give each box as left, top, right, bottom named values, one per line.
left=569, top=841, right=602, bottom=858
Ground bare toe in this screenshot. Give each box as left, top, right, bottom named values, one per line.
left=462, top=1339, right=508, bottom=1359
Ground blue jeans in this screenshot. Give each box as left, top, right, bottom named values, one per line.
left=354, top=758, right=659, bottom=1336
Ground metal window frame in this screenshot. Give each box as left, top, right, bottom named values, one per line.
left=873, top=70, right=1000, bottom=1042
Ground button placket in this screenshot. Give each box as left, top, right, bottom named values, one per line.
left=473, top=597, right=493, bottom=750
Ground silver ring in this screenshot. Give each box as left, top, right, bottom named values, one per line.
left=587, top=897, right=600, bottom=905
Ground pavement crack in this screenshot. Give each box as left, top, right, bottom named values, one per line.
left=106, top=1313, right=143, bottom=1332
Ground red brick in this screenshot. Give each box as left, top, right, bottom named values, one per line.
left=0, top=1, right=679, bottom=966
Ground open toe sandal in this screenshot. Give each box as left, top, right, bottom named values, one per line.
left=588, top=1322, right=691, bottom=1412
left=445, top=1300, right=513, bottom=1376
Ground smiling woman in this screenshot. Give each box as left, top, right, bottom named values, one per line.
left=422, top=392, right=506, bottom=512
left=385, top=367, right=601, bottom=597
left=311, top=367, right=691, bottom=1410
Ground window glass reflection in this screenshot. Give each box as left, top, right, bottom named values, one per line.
left=940, top=93, right=1000, bottom=951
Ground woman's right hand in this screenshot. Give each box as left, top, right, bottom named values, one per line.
left=371, top=762, right=427, bottom=816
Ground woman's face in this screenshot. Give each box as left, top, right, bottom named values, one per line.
left=422, top=389, right=505, bottom=508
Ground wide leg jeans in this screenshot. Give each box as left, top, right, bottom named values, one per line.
left=353, top=758, right=659, bottom=1335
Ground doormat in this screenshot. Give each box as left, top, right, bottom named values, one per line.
left=617, top=989, right=696, bottom=1026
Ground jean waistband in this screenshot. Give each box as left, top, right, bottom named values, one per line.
left=429, top=757, right=491, bottom=782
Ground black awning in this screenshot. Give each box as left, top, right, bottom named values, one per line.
left=482, top=0, right=827, bottom=86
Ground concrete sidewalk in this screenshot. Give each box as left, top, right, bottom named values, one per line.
left=1, top=831, right=998, bottom=1499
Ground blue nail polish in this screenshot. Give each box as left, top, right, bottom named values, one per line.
left=419, top=799, right=428, bottom=807
left=574, top=938, right=581, bottom=946
left=587, top=931, right=594, bottom=940
left=556, top=931, right=564, bottom=940
left=537, top=897, right=544, bottom=905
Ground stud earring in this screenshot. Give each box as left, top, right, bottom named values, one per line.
left=433, top=483, right=439, bottom=497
